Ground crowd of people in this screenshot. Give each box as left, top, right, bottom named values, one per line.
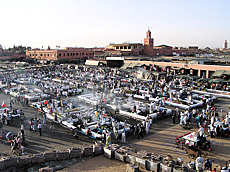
left=0, top=63, right=229, bottom=172
left=5, top=123, right=26, bottom=155
left=0, top=106, right=25, bottom=126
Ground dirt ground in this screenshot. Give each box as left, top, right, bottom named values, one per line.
left=59, top=155, right=127, bottom=172
left=58, top=123, right=230, bottom=172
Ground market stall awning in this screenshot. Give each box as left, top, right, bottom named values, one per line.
left=174, top=75, right=200, bottom=80
left=212, top=70, right=225, bottom=77
left=223, top=70, right=230, bottom=75
left=85, top=60, right=99, bottom=66
left=197, top=78, right=211, bottom=82
left=208, top=79, right=225, bottom=83
left=121, top=63, right=131, bottom=69
left=121, top=63, right=142, bottom=69
left=223, top=80, right=230, bottom=83
left=172, top=67, right=181, bottom=70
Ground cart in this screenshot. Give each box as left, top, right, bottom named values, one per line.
left=187, top=146, right=202, bottom=159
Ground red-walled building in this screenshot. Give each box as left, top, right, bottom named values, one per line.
left=153, top=44, right=189, bottom=56
left=26, top=47, right=94, bottom=62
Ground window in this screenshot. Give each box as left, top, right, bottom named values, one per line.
left=32, top=54, right=34, bottom=56
left=44, top=54, right=46, bottom=56
left=86, top=53, right=87, bottom=55
left=76, top=53, right=78, bottom=55
left=59, top=54, right=61, bottom=56
left=82, top=53, right=84, bottom=55
left=67, top=53, right=69, bottom=56
left=80, top=53, right=81, bottom=55
left=128, top=46, right=131, bottom=49
left=89, top=53, right=91, bottom=55
left=73, top=53, right=75, bottom=56
left=47, top=54, right=49, bottom=56
left=30, top=54, right=31, bottom=56
left=40, top=54, right=43, bottom=56
left=63, top=53, right=65, bottom=56
left=71, top=53, right=72, bottom=56
left=36, top=54, right=37, bottom=56
left=124, top=46, right=127, bottom=49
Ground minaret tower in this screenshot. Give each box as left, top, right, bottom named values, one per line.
left=144, top=29, right=154, bottom=56
left=224, top=40, right=228, bottom=49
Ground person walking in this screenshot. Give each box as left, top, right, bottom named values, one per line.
left=204, top=159, right=212, bottom=171
left=43, top=114, right=46, bottom=125
left=38, top=122, right=42, bottom=136
left=121, top=131, right=126, bottom=144
left=146, top=120, right=150, bottom=134
left=138, top=123, right=143, bottom=139
left=133, top=124, right=138, bottom=139
left=172, top=110, right=176, bottom=124
left=50, top=120, right=54, bottom=130
left=184, top=115, right=188, bottom=128
left=20, top=123, right=24, bottom=135
left=33, top=117, right=37, bottom=132
left=196, top=154, right=204, bottom=172
left=0, top=120, right=3, bottom=139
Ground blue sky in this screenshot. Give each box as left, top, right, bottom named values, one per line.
left=0, top=0, right=229, bottom=49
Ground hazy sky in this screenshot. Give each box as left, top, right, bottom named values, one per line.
left=0, top=0, right=229, bottom=49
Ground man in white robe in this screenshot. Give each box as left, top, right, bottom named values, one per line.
left=121, top=131, right=126, bottom=144
left=146, top=120, right=150, bottom=134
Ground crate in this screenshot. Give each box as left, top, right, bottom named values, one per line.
left=137, top=150, right=152, bottom=158
left=114, top=149, right=126, bottom=162
left=95, top=141, right=104, bottom=146
left=93, top=144, right=104, bottom=155
left=146, top=160, right=160, bottom=171
left=119, top=146, right=132, bottom=153
left=173, top=168, right=181, bottom=172
left=126, top=152, right=137, bottom=164
left=44, top=150, right=57, bottom=162
left=1, top=156, right=18, bottom=169
left=31, top=154, right=45, bottom=164
left=126, top=164, right=140, bottom=172
left=39, top=166, right=53, bottom=172
left=57, top=150, right=70, bottom=160
left=0, top=160, right=4, bottom=171
left=17, top=155, right=32, bottom=167
left=3, top=166, right=17, bottom=172
left=135, top=155, right=147, bottom=169
left=82, top=145, right=94, bottom=157
left=160, top=163, right=173, bottom=172
left=69, top=147, right=82, bottom=158
left=104, top=147, right=115, bottom=159
left=110, top=144, right=120, bottom=150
